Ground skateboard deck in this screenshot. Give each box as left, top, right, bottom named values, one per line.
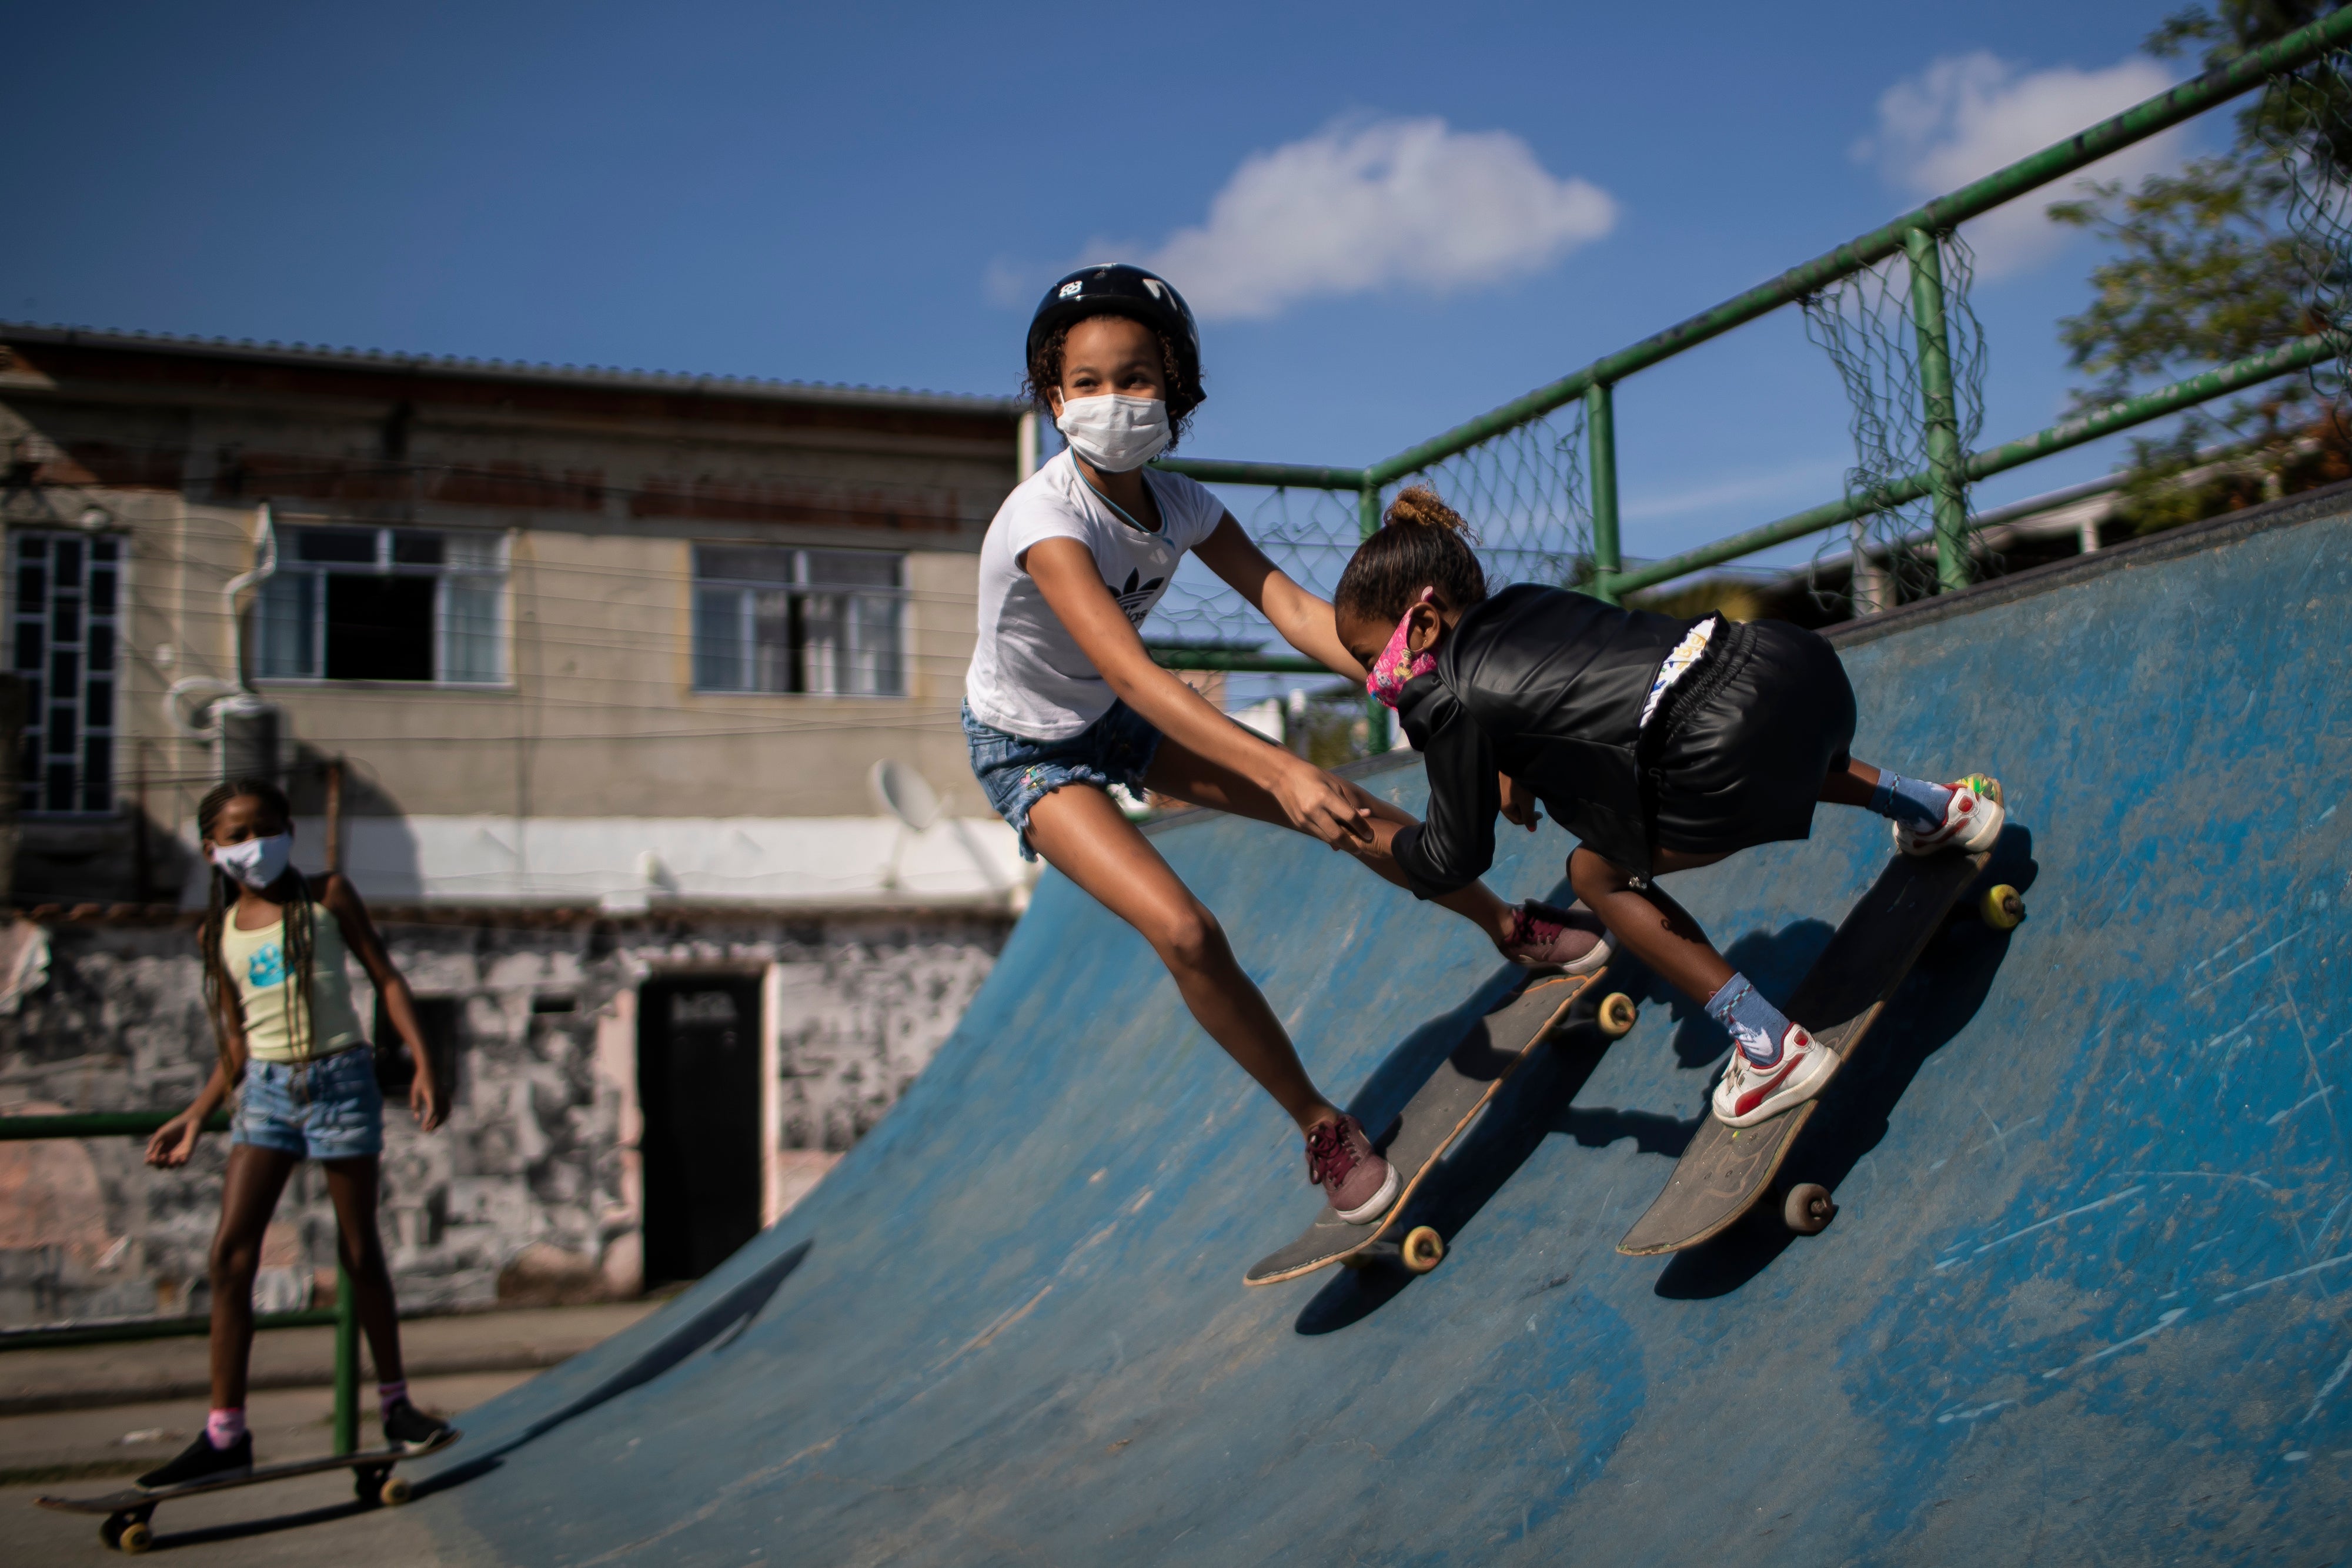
left=39, top=1429, right=459, bottom=1553
left=1245, top=968, right=1630, bottom=1286
left=1616, top=848, right=1999, bottom=1256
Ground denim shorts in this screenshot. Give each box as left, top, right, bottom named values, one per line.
left=233, top=1047, right=385, bottom=1161
left=963, top=700, right=1163, bottom=861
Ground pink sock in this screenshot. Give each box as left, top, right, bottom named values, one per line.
left=377, top=1379, right=407, bottom=1417
left=206, top=1407, right=246, bottom=1447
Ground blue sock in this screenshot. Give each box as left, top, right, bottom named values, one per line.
left=1868, top=772, right=1952, bottom=833
left=1706, top=974, right=1793, bottom=1067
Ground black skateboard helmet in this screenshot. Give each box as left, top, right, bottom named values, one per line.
left=1026, top=264, right=1202, bottom=396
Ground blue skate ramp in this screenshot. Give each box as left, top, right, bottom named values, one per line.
left=418, top=487, right=2352, bottom=1565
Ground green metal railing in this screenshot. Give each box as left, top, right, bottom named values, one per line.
left=0, top=1111, right=364, bottom=1455
left=1148, top=6, right=2352, bottom=676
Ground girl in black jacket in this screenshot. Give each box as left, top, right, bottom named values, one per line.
left=1333, top=489, right=2004, bottom=1128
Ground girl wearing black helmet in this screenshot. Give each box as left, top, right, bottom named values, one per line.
left=965, top=264, right=1606, bottom=1225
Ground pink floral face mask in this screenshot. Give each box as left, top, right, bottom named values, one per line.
left=1365, top=590, right=1438, bottom=710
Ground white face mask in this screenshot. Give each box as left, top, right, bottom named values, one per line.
left=210, top=833, right=293, bottom=890
left=1055, top=394, right=1170, bottom=473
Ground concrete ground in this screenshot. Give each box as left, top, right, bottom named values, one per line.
left=1, top=1302, right=660, bottom=1419
left=1, top=1300, right=659, bottom=1563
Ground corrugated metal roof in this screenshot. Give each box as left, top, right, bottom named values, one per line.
left=0, top=320, right=1025, bottom=416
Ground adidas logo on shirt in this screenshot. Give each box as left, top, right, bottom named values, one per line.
left=1108, top=569, right=1163, bottom=626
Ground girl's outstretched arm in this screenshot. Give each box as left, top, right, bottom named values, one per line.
left=322, top=872, right=443, bottom=1132
left=146, top=1057, right=233, bottom=1168
left=1025, top=536, right=1373, bottom=850
left=1191, top=515, right=1365, bottom=682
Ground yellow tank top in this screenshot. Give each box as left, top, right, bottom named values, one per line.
left=218, top=902, right=366, bottom=1064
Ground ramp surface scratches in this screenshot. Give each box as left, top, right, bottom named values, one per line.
left=419, top=490, right=2352, bottom=1566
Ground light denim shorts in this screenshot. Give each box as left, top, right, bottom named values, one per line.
left=962, top=700, right=1162, bottom=861
left=233, top=1047, right=384, bottom=1161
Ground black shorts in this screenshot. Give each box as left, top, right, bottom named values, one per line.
left=1643, top=619, right=1857, bottom=860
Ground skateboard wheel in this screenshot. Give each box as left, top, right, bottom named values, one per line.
left=118, top=1519, right=153, bottom=1554
left=1979, top=884, right=2023, bottom=930
left=381, top=1475, right=413, bottom=1507
left=1783, top=1183, right=1838, bottom=1236
left=1401, top=1226, right=1445, bottom=1273
left=1596, top=992, right=1638, bottom=1039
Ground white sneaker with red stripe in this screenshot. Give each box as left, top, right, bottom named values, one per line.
left=1893, top=774, right=2006, bottom=858
left=1709, top=1023, right=1839, bottom=1128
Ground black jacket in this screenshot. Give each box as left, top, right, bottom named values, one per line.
left=1391, top=584, right=1702, bottom=893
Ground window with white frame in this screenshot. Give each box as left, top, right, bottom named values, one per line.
left=12, top=531, right=121, bottom=815
left=253, top=526, right=506, bottom=683
left=691, top=546, right=906, bottom=696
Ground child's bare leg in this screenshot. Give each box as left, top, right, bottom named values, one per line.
left=1025, top=781, right=1341, bottom=1134
left=1566, top=845, right=1733, bottom=1005
left=321, top=1157, right=403, bottom=1388
left=1819, top=756, right=1882, bottom=808
left=208, top=1144, right=299, bottom=1409
left=1820, top=755, right=2003, bottom=852
left=1143, top=741, right=1516, bottom=946
left=1572, top=845, right=1838, bottom=1126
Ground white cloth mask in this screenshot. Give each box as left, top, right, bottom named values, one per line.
left=1055, top=394, right=1170, bottom=473
left=210, top=833, right=293, bottom=890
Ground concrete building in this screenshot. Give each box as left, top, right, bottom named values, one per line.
left=0, top=323, right=1035, bottom=1325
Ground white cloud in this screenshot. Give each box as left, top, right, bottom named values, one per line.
left=1856, top=52, right=2186, bottom=278
left=1109, top=116, right=1616, bottom=321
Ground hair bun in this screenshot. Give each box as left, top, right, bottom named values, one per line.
left=1384, top=484, right=1474, bottom=539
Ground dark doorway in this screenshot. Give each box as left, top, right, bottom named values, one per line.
left=637, top=975, right=764, bottom=1285
left=326, top=575, right=435, bottom=680
left=373, top=993, right=462, bottom=1102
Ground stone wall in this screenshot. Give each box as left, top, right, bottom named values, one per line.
left=0, top=907, right=1010, bottom=1327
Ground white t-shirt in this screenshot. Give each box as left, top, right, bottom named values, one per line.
left=965, top=450, right=1228, bottom=740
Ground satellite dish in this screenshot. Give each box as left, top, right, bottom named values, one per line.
left=868, top=760, right=941, bottom=833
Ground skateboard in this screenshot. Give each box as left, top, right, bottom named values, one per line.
left=1616, top=847, right=2022, bottom=1256
left=1245, top=968, right=1638, bottom=1285
left=38, top=1429, right=460, bottom=1554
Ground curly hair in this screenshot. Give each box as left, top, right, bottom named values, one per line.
left=1021, top=317, right=1204, bottom=452
left=196, top=778, right=318, bottom=1079
left=1334, top=486, right=1490, bottom=623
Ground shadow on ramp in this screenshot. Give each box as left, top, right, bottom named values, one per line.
left=416, top=1240, right=811, bottom=1497
left=1655, top=836, right=2039, bottom=1299
left=1295, top=989, right=1671, bottom=1336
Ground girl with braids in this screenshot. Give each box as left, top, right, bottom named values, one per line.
left=139, top=778, right=453, bottom=1486
left=1333, top=488, right=2006, bottom=1129
left=968, top=266, right=1607, bottom=1226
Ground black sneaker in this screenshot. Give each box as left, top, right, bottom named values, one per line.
left=138, top=1430, right=252, bottom=1489
left=382, top=1397, right=454, bottom=1453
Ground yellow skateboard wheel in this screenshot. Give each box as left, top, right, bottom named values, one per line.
left=381, top=1476, right=412, bottom=1507
left=1980, top=884, right=2023, bottom=930
left=1597, top=992, right=1638, bottom=1039
left=1401, top=1226, right=1445, bottom=1273
left=119, top=1520, right=153, bottom=1554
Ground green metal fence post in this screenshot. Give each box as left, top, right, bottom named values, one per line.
left=1358, top=483, right=1388, bottom=748
left=1904, top=227, right=1972, bottom=592
left=332, top=1258, right=359, bottom=1454
left=1584, top=382, right=1621, bottom=603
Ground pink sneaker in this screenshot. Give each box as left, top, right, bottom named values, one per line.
left=1305, top=1114, right=1400, bottom=1224
left=1501, top=899, right=1612, bottom=975
left=1709, top=1023, right=1839, bottom=1128
left=1894, top=774, right=2006, bottom=858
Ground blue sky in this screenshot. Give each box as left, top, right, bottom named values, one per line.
left=11, top=1, right=2228, bottom=577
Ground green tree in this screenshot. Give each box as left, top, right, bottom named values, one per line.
left=2049, top=3, right=2352, bottom=537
